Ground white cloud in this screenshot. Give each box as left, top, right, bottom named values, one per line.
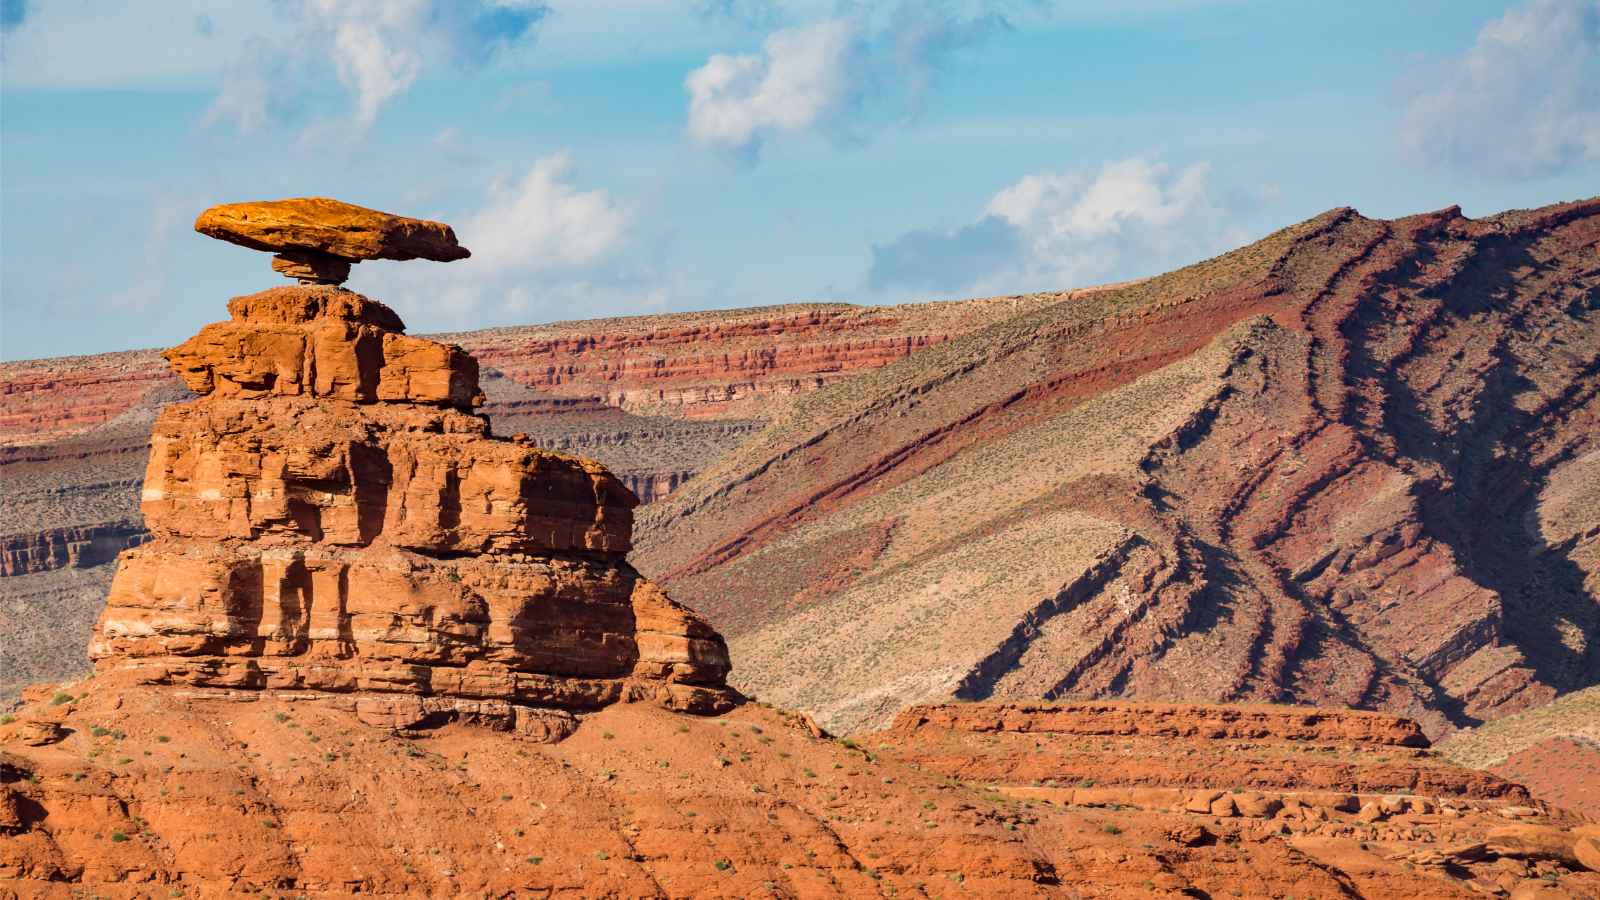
left=1399, top=0, right=1600, bottom=178
left=355, top=153, right=633, bottom=329
left=205, top=0, right=548, bottom=137
left=869, top=157, right=1250, bottom=296
left=463, top=153, right=630, bottom=278
left=684, top=2, right=1012, bottom=160
left=686, top=18, right=865, bottom=159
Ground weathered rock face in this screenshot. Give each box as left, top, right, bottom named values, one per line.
left=195, top=197, right=470, bottom=261
left=163, top=286, right=483, bottom=407
left=89, top=283, right=736, bottom=720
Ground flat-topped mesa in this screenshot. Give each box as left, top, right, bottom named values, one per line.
left=89, top=258, right=736, bottom=726
left=195, top=197, right=470, bottom=285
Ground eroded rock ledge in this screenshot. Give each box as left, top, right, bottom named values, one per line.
left=90, top=284, right=738, bottom=725
left=891, top=700, right=1431, bottom=746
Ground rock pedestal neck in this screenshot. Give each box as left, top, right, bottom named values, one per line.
left=89, top=283, right=737, bottom=733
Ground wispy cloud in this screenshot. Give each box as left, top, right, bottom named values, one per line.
left=1398, top=0, right=1600, bottom=179
left=206, top=0, right=548, bottom=138
left=685, top=1, right=1016, bottom=162
left=869, top=157, right=1249, bottom=296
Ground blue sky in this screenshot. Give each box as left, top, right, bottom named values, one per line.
left=2, top=0, right=1597, bottom=360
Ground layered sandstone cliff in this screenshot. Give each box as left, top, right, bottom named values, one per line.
left=89, top=283, right=735, bottom=726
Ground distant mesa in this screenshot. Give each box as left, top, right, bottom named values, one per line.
left=194, top=197, right=471, bottom=286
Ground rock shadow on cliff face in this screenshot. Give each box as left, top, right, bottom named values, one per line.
left=1362, top=232, right=1599, bottom=702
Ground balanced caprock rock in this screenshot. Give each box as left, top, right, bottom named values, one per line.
left=194, top=197, right=471, bottom=285
left=89, top=199, right=736, bottom=736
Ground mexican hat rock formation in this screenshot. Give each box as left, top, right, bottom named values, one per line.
left=88, top=198, right=736, bottom=737
left=194, top=197, right=470, bottom=285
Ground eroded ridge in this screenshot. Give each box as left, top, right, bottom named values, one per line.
left=636, top=198, right=1600, bottom=738
left=90, top=284, right=737, bottom=727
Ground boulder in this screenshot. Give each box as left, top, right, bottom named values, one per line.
left=1186, top=790, right=1223, bottom=814
left=1487, top=825, right=1587, bottom=867
left=1576, top=837, right=1600, bottom=873
left=1233, top=793, right=1283, bottom=818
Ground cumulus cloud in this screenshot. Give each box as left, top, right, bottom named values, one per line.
left=869, top=157, right=1249, bottom=296
left=685, top=1, right=1014, bottom=160
left=358, top=153, right=633, bottom=328
left=1399, top=0, right=1600, bottom=178
left=462, top=153, right=630, bottom=278
left=686, top=18, right=866, bottom=160
left=206, top=0, right=548, bottom=136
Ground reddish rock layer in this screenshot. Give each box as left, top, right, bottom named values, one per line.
left=0, top=350, right=171, bottom=446
left=891, top=700, right=1430, bottom=746
left=1493, top=738, right=1600, bottom=820
left=139, top=398, right=633, bottom=555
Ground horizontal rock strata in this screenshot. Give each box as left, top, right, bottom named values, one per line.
left=891, top=700, right=1431, bottom=746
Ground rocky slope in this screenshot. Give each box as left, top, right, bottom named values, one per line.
left=1, top=294, right=1058, bottom=699
left=635, top=198, right=1600, bottom=739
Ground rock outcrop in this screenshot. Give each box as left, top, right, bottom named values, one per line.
left=88, top=243, right=736, bottom=723
left=194, top=197, right=470, bottom=285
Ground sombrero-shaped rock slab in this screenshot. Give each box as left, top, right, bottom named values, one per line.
left=195, top=197, right=471, bottom=263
